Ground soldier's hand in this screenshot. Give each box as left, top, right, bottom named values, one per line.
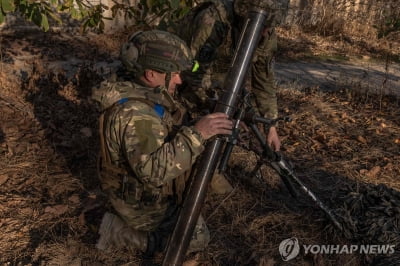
left=267, top=126, right=281, bottom=151
left=194, top=113, right=233, bottom=140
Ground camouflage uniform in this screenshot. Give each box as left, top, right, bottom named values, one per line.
left=92, top=30, right=210, bottom=254
left=170, top=0, right=286, bottom=119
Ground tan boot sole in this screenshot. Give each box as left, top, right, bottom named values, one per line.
left=96, top=212, right=115, bottom=251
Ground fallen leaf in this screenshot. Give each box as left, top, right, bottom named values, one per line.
left=360, top=169, right=368, bottom=175
left=0, top=174, right=9, bottom=186
left=44, top=205, right=69, bottom=216
left=384, top=163, right=393, bottom=170
left=314, top=134, right=326, bottom=143
left=79, top=212, right=86, bottom=226
left=19, top=208, right=33, bottom=216
left=356, top=135, right=367, bottom=144
left=366, top=166, right=381, bottom=178
left=347, top=117, right=356, bottom=123
left=68, top=194, right=80, bottom=204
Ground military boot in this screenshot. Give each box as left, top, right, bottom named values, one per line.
left=210, top=172, right=233, bottom=195
left=96, top=212, right=148, bottom=252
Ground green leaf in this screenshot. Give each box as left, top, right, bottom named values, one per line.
left=27, top=4, right=35, bottom=20
left=70, top=7, right=80, bottom=19
left=80, top=9, right=88, bottom=17
left=0, top=10, right=4, bottom=24
left=47, top=10, right=62, bottom=24
left=89, top=17, right=95, bottom=26
left=171, top=0, right=179, bottom=9
left=18, top=3, right=27, bottom=14
left=180, top=6, right=190, bottom=16
left=1, top=0, right=15, bottom=12
left=64, top=0, right=73, bottom=8
left=41, top=14, right=49, bottom=31
left=31, top=6, right=42, bottom=25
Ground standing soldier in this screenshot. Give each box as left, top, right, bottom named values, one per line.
left=169, top=0, right=289, bottom=153
left=91, top=30, right=232, bottom=259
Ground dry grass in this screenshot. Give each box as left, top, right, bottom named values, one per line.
left=0, top=22, right=399, bottom=265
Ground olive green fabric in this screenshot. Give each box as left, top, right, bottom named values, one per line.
left=120, top=30, right=194, bottom=75
left=169, top=0, right=287, bottom=119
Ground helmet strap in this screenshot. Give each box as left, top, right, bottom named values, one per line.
left=165, top=72, right=172, bottom=94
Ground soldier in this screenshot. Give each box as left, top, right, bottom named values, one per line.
left=169, top=0, right=289, bottom=152
left=91, top=30, right=232, bottom=258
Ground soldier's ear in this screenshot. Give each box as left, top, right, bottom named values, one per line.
left=143, top=69, right=164, bottom=87
left=143, top=69, right=155, bottom=80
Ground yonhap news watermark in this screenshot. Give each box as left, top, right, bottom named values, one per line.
left=279, top=237, right=396, bottom=261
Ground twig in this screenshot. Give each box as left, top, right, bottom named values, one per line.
left=0, top=96, right=31, bottom=115
left=380, top=45, right=391, bottom=111
left=0, top=36, right=3, bottom=74
left=206, top=186, right=237, bottom=222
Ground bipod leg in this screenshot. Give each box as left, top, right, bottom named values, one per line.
left=249, top=159, right=264, bottom=183
left=248, top=122, right=298, bottom=198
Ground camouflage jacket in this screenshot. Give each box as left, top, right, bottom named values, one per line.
left=92, top=80, right=205, bottom=230
left=170, top=0, right=278, bottom=119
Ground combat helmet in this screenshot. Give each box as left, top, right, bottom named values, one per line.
left=120, top=30, right=196, bottom=76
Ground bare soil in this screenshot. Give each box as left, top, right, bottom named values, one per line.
left=0, top=29, right=399, bottom=266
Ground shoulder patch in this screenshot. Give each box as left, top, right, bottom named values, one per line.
left=154, top=104, right=165, bottom=118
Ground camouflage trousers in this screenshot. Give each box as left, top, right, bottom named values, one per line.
left=109, top=192, right=210, bottom=254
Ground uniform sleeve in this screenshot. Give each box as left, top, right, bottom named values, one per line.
left=178, top=5, right=229, bottom=112
left=251, top=29, right=279, bottom=119
left=189, top=6, right=228, bottom=63
left=117, top=103, right=205, bottom=187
